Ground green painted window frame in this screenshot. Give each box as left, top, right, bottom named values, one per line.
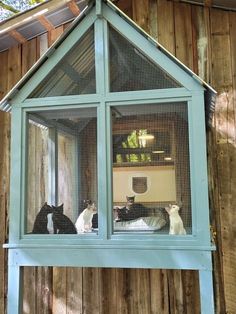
left=8, top=90, right=211, bottom=250
left=8, top=7, right=211, bottom=250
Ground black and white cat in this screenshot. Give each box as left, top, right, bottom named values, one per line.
left=75, top=200, right=97, bottom=233
left=115, top=196, right=148, bottom=221
left=32, top=202, right=77, bottom=234
left=32, top=202, right=52, bottom=234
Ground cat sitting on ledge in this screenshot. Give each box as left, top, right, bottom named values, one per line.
left=32, top=202, right=77, bottom=234
left=75, top=200, right=97, bottom=233
left=114, top=196, right=149, bottom=221
left=165, top=204, right=186, bottom=235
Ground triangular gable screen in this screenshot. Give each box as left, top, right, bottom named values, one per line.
left=30, top=27, right=95, bottom=98
left=109, top=26, right=181, bottom=92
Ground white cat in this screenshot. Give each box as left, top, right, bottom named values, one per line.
left=75, top=201, right=97, bottom=233
left=165, top=204, right=186, bottom=235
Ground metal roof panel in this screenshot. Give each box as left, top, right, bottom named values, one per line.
left=0, top=0, right=216, bottom=122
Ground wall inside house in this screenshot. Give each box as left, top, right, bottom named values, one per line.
left=0, top=0, right=235, bottom=313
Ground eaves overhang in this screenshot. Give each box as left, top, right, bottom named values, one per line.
left=0, top=0, right=216, bottom=122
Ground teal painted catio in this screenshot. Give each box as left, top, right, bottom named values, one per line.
left=1, top=1, right=216, bottom=313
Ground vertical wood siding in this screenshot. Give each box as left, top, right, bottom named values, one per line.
left=0, top=0, right=235, bottom=313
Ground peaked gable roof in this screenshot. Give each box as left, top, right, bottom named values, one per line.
left=0, top=0, right=216, bottom=120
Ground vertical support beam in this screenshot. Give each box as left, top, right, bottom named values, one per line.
left=7, top=252, right=22, bottom=314
left=95, top=17, right=108, bottom=238
left=48, top=128, right=58, bottom=205
left=96, top=0, right=102, bottom=17
left=188, top=92, right=211, bottom=241
left=199, top=269, right=215, bottom=314
left=72, top=135, right=79, bottom=222
left=9, top=107, right=22, bottom=242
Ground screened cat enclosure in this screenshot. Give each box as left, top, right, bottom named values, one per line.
left=26, top=102, right=191, bottom=235
left=1, top=1, right=216, bottom=313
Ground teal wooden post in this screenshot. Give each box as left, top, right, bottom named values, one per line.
left=199, top=268, right=215, bottom=314
left=48, top=128, right=58, bottom=205
left=7, top=253, right=22, bottom=314
left=96, top=0, right=102, bottom=17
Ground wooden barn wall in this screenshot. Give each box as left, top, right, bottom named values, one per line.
left=0, top=0, right=235, bottom=313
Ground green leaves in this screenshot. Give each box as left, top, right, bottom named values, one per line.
left=0, top=0, right=46, bottom=22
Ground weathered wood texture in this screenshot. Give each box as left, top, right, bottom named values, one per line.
left=0, top=0, right=235, bottom=313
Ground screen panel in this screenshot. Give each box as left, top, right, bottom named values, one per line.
left=109, top=26, right=181, bottom=92
left=111, top=102, right=191, bottom=234
left=29, top=27, right=96, bottom=98
left=26, top=107, right=98, bottom=235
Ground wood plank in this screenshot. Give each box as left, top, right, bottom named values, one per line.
left=100, top=268, right=117, bottom=314
left=211, top=8, right=236, bottom=314
left=67, top=0, right=80, bottom=16
left=191, top=5, right=203, bottom=77
left=210, top=9, right=231, bottom=90
left=66, top=268, right=83, bottom=314
left=7, top=45, right=21, bottom=90
left=52, top=267, right=67, bottom=314
left=48, top=25, right=64, bottom=47
left=82, top=268, right=101, bottom=314
left=207, top=129, right=226, bottom=313
left=150, top=269, right=169, bottom=314
left=221, top=11, right=236, bottom=314
left=157, top=0, right=175, bottom=55
left=149, top=0, right=158, bottom=41
left=23, top=267, right=37, bottom=314
left=229, top=11, right=236, bottom=145
left=0, top=49, right=9, bottom=314
left=0, top=50, right=8, bottom=100
left=132, top=0, right=149, bottom=33
left=174, top=2, right=194, bottom=69
left=167, top=270, right=185, bottom=314
left=117, top=268, right=151, bottom=314
left=0, top=50, right=11, bottom=314
left=204, top=0, right=212, bottom=7
left=8, top=29, right=27, bottom=44
left=182, top=270, right=200, bottom=314
left=35, top=267, right=52, bottom=314
left=117, top=0, right=132, bottom=18
left=37, top=33, right=49, bottom=58
left=116, top=268, right=130, bottom=314
left=22, top=38, right=37, bottom=76
left=37, top=15, right=55, bottom=32
left=134, top=269, right=150, bottom=314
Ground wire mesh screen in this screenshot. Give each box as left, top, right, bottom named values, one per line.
left=109, top=26, right=181, bottom=92
left=27, top=107, right=98, bottom=235
left=112, top=103, right=192, bottom=234
left=29, top=27, right=96, bottom=98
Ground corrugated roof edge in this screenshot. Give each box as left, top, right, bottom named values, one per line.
left=0, top=0, right=216, bottom=123
left=0, top=2, right=93, bottom=112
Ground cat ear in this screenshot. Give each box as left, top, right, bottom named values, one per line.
left=177, top=201, right=183, bottom=208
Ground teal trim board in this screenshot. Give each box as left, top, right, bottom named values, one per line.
left=1, top=1, right=217, bottom=313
